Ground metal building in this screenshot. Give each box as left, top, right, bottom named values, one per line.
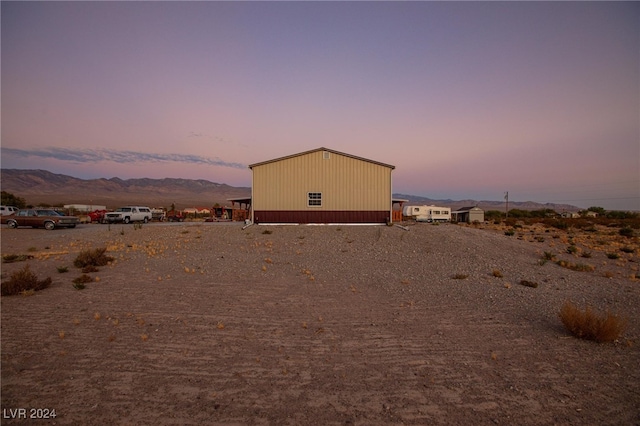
left=249, top=147, right=395, bottom=224
left=452, top=206, right=485, bottom=223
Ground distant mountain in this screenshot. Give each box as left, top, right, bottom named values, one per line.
left=0, top=169, right=251, bottom=209
left=392, top=193, right=580, bottom=213
left=1, top=169, right=580, bottom=212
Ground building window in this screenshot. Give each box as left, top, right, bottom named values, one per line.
left=308, top=192, right=322, bottom=207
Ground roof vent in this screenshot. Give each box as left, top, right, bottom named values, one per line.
left=323, top=151, right=330, bottom=160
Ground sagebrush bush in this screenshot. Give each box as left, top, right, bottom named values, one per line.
left=73, top=248, right=114, bottom=268
left=1, top=265, right=52, bottom=296
left=559, top=301, right=627, bottom=343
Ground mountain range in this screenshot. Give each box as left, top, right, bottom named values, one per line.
left=0, top=169, right=580, bottom=212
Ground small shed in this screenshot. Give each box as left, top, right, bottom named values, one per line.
left=452, top=206, right=484, bottom=223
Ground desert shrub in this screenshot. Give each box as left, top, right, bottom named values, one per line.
left=519, top=280, right=538, bottom=288
left=82, top=265, right=100, bottom=273
left=73, top=248, right=114, bottom=268
left=73, top=274, right=93, bottom=285
left=57, top=266, right=69, bottom=273
left=543, top=251, right=556, bottom=261
left=504, top=229, right=515, bottom=236
left=1, top=265, right=52, bottom=296
left=581, top=251, right=592, bottom=258
left=606, top=252, right=620, bottom=260
left=262, top=229, right=273, bottom=235
left=452, top=273, right=469, bottom=280
left=567, top=245, right=578, bottom=254
left=2, top=254, right=34, bottom=263
left=620, top=246, right=635, bottom=254
left=492, top=269, right=503, bottom=278
left=619, top=227, right=634, bottom=238
left=559, top=301, right=627, bottom=343
left=556, top=260, right=595, bottom=272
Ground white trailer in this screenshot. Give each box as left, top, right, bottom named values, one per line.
left=403, top=205, right=451, bottom=222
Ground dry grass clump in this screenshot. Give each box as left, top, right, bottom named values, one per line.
left=452, top=273, right=469, bottom=280
left=73, top=248, right=114, bottom=269
left=556, top=260, right=595, bottom=272
left=1, top=265, right=52, bottom=296
left=559, top=301, right=628, bottom=343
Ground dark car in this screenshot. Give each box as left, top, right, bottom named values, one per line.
left=4, top=209, right=79, bottom=230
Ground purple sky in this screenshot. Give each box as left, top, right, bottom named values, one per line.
left=2, top=2, right=638, bottom=210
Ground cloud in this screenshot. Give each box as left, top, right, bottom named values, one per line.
left=1, top=147, right=247, bottom=170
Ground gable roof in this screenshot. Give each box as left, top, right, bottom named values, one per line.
left=248, top=147, right=395, bottom=170
left=453, top=206, right=484, bottom=213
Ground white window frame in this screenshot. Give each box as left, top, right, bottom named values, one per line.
left=308, top=192, right=322, bottom=207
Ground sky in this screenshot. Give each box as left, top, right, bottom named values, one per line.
left=1, top=1, right=638, bottom=211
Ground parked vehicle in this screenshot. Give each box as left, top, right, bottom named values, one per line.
left=151, top=208, right=166, bottom=221
left=166, top=210, right=184, bottom=222
left=102, top=206, right=152, bottom=224
left=3, top=209, right=78, bottom=230
left=0, top=205, right=19, bottom=216
left=88, top=209, right=109, bottom=223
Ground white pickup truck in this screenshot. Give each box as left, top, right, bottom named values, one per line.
left=103, top=206, right=152, bottom=224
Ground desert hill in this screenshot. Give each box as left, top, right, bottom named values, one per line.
left=0, top=169, right=251, bottom=209
left=393, top=193, right=580, bottom=213
left=1, top=169, right=580, bottom=212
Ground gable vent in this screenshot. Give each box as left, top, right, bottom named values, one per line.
left=323, top=151, right=330, bottom=160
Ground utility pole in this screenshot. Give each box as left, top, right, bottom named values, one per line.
left=505, top=191, right=509, bottom=219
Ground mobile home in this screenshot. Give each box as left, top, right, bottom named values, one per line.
left=402, top=205, right=451, bottom=222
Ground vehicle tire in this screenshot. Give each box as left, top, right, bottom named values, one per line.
left=69, top=224, right=76, bottom=228
left=7, top=220, right=17, bottom=229
left=44, top=221, right=55, bottom=230
left=143, top=217, right=148, bottom=223
left=123, top=217, right=130, bottom=224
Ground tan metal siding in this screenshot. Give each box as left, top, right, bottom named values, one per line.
left=252, top=150, right=391, bottom=211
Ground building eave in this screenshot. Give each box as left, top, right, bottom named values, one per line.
left=248, top=147, right=395, bottom=170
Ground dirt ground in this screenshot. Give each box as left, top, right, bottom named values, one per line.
left=1, top=221, right=639, bottom=425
